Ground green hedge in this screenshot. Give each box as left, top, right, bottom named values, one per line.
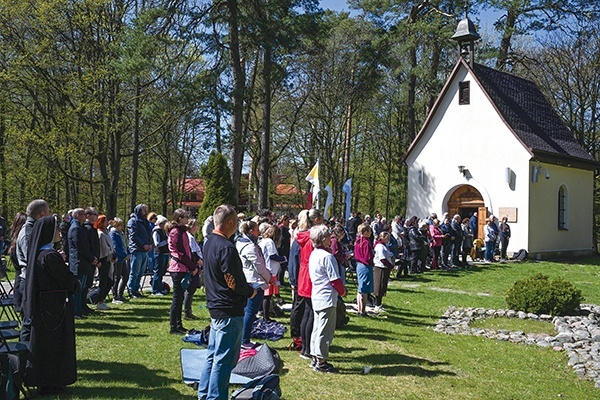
left=505, top=273, right=583, bottom=316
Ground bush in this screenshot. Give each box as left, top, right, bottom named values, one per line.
left=505, top=273, right=583, bottom=316
left=197, top=151, right=237, bottom=234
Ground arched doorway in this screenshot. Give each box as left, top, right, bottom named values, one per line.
left=447, top=185, right=484, bottom=219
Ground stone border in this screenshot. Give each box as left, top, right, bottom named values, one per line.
left=434, top=304, right=600, bottom=388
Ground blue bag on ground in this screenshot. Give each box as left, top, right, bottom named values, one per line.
left=230, top=374, right=281, bottom=400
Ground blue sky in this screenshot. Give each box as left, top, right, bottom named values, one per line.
left=319, top=0, right=503, bottom=35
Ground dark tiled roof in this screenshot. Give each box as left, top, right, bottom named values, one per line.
left=473, top=63, right=595, bottom=162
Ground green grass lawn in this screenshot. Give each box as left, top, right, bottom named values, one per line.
left=49, top=258, right=600, bottom=399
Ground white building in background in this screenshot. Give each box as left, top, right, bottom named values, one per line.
left=403, top=55, right=598, bottom=260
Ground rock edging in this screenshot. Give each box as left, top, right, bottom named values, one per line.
left=434, top=304, right=600, bottom=388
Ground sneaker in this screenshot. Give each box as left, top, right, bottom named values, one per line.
left=310, top=358, right=317, bottom=368
left=169, top=328, right=182, bottom=335
left=96, top=302, right=110, bottom=310
left=151, top=292, right=164, bottom=296
left=161, top=289, right=169, bottom=295
left=130, top=293, right=142, bottom=299
left=111, top=298, right=124, bottom=305
left=299, top=352, right=312, bottom=360
left=74, top=314, right=86, bottom=320
left=314, top=362, right=339, bottom=373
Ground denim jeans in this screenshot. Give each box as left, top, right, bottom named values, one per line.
left=242, top=288, right=264, bottom=345
left=127, top=251, right=148, bottom=295
left=198, top=317, right=244, bottom=400
left=146, top=251, right=156, bottom=274
left=152, top=253, right=169, bottom=293
left=485, top=240, right=495, bottom=261
left=75, top=274, right=88, bottom=315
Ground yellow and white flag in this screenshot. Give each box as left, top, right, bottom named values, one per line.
left=305, top=160, right=320, bottom=208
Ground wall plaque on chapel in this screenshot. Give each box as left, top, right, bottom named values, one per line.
left=498, top=207, right=517, bottom=223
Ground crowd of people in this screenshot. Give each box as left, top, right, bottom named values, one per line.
left=1, top=198, right=513, bottom=398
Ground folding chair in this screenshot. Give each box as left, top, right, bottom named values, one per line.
left=0, top=328, right=31, bottom=399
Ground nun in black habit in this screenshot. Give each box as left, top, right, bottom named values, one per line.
left=21, top=216, right=79, bottom=395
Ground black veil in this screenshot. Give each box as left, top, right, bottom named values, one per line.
left=21, top=216, right=57, bottom=321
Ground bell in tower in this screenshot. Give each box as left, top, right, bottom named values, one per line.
left=451, top=14, right=480, bottom=67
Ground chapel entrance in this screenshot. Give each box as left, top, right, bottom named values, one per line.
left=446, top=185, right=489, bottom=239
left=447, top=185, right=484, bottom=218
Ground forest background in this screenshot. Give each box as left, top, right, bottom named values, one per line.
left=0, top=0, right=599, bottom=238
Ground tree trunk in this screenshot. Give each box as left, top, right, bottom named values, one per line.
left=258, top=45, right=272, bottom=210
left=130, top=79, right=141, bottom=212
left=496, top=9, right=519, bottom=71
left=408, top=45, right=417, bottom=142
left=227, top=0, right=245, bottom=206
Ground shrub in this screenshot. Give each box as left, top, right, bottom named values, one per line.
left=197, top=151, right=236, bottom=234
left=505, top=273, right=583, bottom=316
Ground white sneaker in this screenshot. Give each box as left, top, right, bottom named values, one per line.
left=151, top=292, right=164, bottom=296
left=112, top=299, right=123, bottom=305
left=97, top=302, right=110, bottom=310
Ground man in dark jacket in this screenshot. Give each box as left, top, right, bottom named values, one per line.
left=469, top=212, right=478, bottom=239
left=450, top=214, right=464, bottom=267
left=68, top=208, right=99, bottom=318
left=198, top=204, right=256, bottom=400
left=83, top=208, right=100, bottom=311
left=127, top=204, right=153, bottom=298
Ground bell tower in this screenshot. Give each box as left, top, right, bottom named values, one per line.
left=450, top=13, right=480, bottom=67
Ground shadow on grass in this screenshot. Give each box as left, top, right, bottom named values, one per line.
left=75, top=321, right=149, bottom=338
left=63, top=359, right=185, bottom=399
left=340, top=353, right=455, bottom=377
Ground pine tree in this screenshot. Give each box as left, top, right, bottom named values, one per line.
left=198, top=151, right=237, bottom=228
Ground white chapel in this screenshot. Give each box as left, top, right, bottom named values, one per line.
left=403, top=17, right=598, bottom=259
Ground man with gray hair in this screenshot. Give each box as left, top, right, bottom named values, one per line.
left=17, top=199, right=50, bottom=340
left=198, top=204, right=256, bottom=400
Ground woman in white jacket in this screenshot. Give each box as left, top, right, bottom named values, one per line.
left=236, top=220, right=273, bottom=349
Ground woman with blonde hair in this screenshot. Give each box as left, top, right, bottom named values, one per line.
left=259, top=224, right=286, bottom=321
left=373, top=231, right=394, bottom=312
left=95, top=215, right=116, bottom=310
left=354, top=224, right=374, bottom=316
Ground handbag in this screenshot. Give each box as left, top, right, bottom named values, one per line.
left=181, top=272, right=191, bottom=290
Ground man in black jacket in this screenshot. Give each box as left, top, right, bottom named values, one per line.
left=69, top=208, right=99, bottom=318
left=450, top=214, right=464, bottom=267
left=198, top=204, right=256, bottom=400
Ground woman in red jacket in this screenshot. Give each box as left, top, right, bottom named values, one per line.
left=167, top=209, right=197, bottom=334
left=295, top=208, right=323, bottom=361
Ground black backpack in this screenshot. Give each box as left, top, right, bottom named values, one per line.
left=513, top=249, right=528, bottom=261
left=230, top=374, right=281, bottom=400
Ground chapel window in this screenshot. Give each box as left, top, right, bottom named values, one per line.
left=558, top=185, right=568, bottom=230
left=459, top=81, right=470, bottom=105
